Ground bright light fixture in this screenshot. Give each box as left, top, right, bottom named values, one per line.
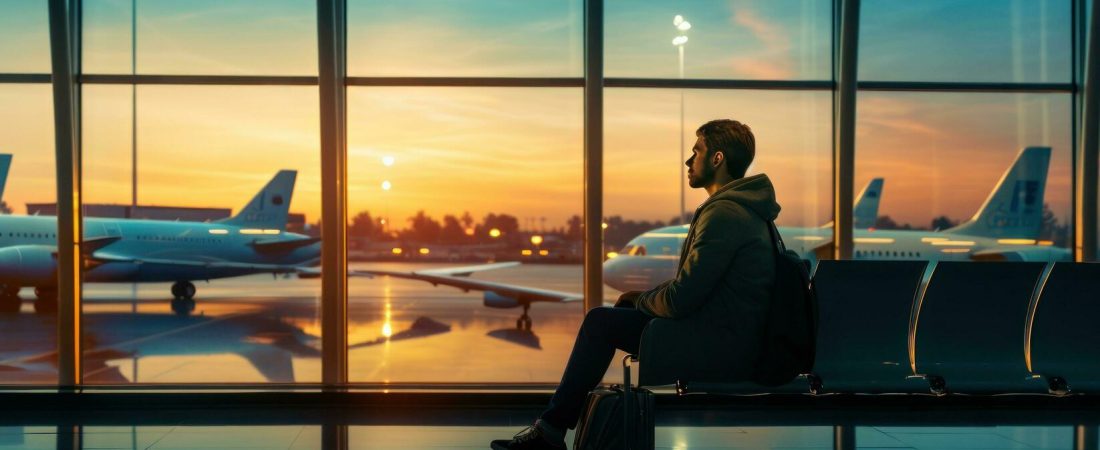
left=382, top=155, right=395, bottom=167
left=381, top=180, right=392, bottom=191
left=672, top=35, right=689, bottom=46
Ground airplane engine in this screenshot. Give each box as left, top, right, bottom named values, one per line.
left=0, top=245, right=56, bottom=285
left=483, top=291, right=522, bottom=309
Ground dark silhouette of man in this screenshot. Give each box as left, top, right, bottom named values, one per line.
left=491, top=119, right=780, bottom=450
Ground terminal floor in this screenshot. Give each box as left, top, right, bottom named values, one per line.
left=0, top=424, right=1086, bottom=449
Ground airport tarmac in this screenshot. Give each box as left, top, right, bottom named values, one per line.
left=0, top=263, right=628, bottom=385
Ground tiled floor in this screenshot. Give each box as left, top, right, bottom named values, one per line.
left=0, top=425, right=1082, bottom=449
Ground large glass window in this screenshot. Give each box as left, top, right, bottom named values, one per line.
left=80, top=85, right=322, bottom=383
left=83, top=0, right=317, bottom=75
left=347, top=0, right=583, bottom=77
left=854, top=92, right=1072, bottom=262
left=0, top=84, right=57, bottom=384
left=346, top=87, right=583, bottom=383
left=0, top=1, right=50, bottom=74
left=860, top=0, right=1072, bottom=83
left=605, top=0, right=831, bottom=80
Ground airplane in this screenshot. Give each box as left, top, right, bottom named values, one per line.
left=366, top=147, right=1068, bottom=332
left=602, top=146, right=1071, bottom=292
left=363, top=177, right=887, bottom=331
left=0, top=170, right=324, bottom=314
left=0, top=156, right=527, bottom=315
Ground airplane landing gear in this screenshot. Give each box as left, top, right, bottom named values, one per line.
left=514, top=304, right=532, bottom=331
left=170, top=281, right=196, bottom=300
left=170, top=281, right=196, bottom=316
left=171, top=297, right=196, bottom=316
left=33, top=287, right=57, bottom=314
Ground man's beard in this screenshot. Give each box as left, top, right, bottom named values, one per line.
left=688, top=163, right=715, bottom=188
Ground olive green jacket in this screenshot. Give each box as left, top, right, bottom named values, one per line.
left=635, top=174, right=781, bottom=384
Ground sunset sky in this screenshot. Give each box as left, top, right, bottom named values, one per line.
left=0, top=0, right=1076, bottom=234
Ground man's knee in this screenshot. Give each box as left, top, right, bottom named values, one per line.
left=581, top=306, right=615, bottom=334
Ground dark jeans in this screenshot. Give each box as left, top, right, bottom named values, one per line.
left=539, top=306, right=654, bottom=430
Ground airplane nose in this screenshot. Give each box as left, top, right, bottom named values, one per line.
left=601, top=257, right=626, bottom=291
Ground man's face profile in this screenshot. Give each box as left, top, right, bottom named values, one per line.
left=685, top=136, right=715, bottom=188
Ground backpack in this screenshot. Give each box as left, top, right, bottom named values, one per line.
left=750, top=221, right=819, bottom=386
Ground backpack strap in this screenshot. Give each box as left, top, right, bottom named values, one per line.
left=765, top=221, right=787, bottom=254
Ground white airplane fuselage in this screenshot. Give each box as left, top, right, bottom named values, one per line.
left=0, top=215, right=320, bottom=288
left=601, top=224, right=1071, bottom=292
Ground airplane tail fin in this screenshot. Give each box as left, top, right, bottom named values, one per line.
left=0, top=154, right=12, bottom=208
left=946, top=146, right=1050, bottom=239
left=853, top=177, right=884, bottom=229
left=217, top=170, right=297, bottom=231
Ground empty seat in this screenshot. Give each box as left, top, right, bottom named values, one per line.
left=913, top=262, right=1047, bottom=393
left=1028, top=262, right=1100, bottom=394
left=810, top=260, right=929, bottom=393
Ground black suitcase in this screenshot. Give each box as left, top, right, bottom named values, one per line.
left=573, top=355, right=655, bottom=450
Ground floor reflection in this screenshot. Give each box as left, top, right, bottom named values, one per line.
left=0, top=425, right=1080, bottom=450
left=0, top=263, right=591, bottom=384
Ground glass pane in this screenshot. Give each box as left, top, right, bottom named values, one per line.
left=0, top=1, right=50, bottom=73
left=603, top=88, right=832, bottom=296
left=80, top=84, right=322, bottom=384
left=83, top=0, right=317, bottom=75
left=347, top=0, right=583, bottom=77
left=606, top=0, right=832, bottom=80
left=854, top=92, right=1072, bottom=261
left=347, top=87, right=583, bottom=383
left=860, top=0, right=1072, bottom=83
left=0, top=84, right=57, bottom=384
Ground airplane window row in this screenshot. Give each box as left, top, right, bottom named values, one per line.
left=5, top=232, right=56, bottom=239
left=855, top=250, right=922, bottom=258
left=135, top=235, right=222, bottom=244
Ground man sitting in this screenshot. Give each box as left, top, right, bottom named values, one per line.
left=491, top=119, right=780, bottom=450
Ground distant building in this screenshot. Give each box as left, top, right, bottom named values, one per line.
left=25, top=203, right=306, bottom=232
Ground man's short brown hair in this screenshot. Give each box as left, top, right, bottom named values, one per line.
left=696, top=119, right=755, bottom=178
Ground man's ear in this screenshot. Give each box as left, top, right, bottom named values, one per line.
left=711, top=151, right=724, bottom=168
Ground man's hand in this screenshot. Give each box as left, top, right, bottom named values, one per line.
left=614, top=291, right=643, bottom=308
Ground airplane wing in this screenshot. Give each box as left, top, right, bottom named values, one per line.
left=250, top=236, right=321, bottom=253
left=360, top=266, right=584, bottom=304
left=412, top=261, right=519, bottom=277
left=90, top=251, right=307, bottom=274
left=295, top=262, right=519, bottom=280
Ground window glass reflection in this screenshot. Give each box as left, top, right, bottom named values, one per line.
left=348, top=0, right=582, bottom=77
left=83, top=0, right=317, bottom=75
left=854, top=92, right=1072, bottom=262
left=860, top=0, right=1071, bottom=83
left=606, top=0, right=831, bottom=80
left=0, top=1, right=49, bottom=74
left=0, top=84, right=57, bottom=384
left=347, top=87, right=583, bottom=383
left=80, top=85, right=322, bottom=384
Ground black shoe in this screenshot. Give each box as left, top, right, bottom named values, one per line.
left=490, top=420, right=567, bottom=450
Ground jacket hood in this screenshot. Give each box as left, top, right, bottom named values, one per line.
left=703, top=173, right=782, bottom=221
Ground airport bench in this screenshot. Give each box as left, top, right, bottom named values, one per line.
left=1028, top=262, right=1100, bottom=394
left=637, top=261, right=1100, bottom=397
